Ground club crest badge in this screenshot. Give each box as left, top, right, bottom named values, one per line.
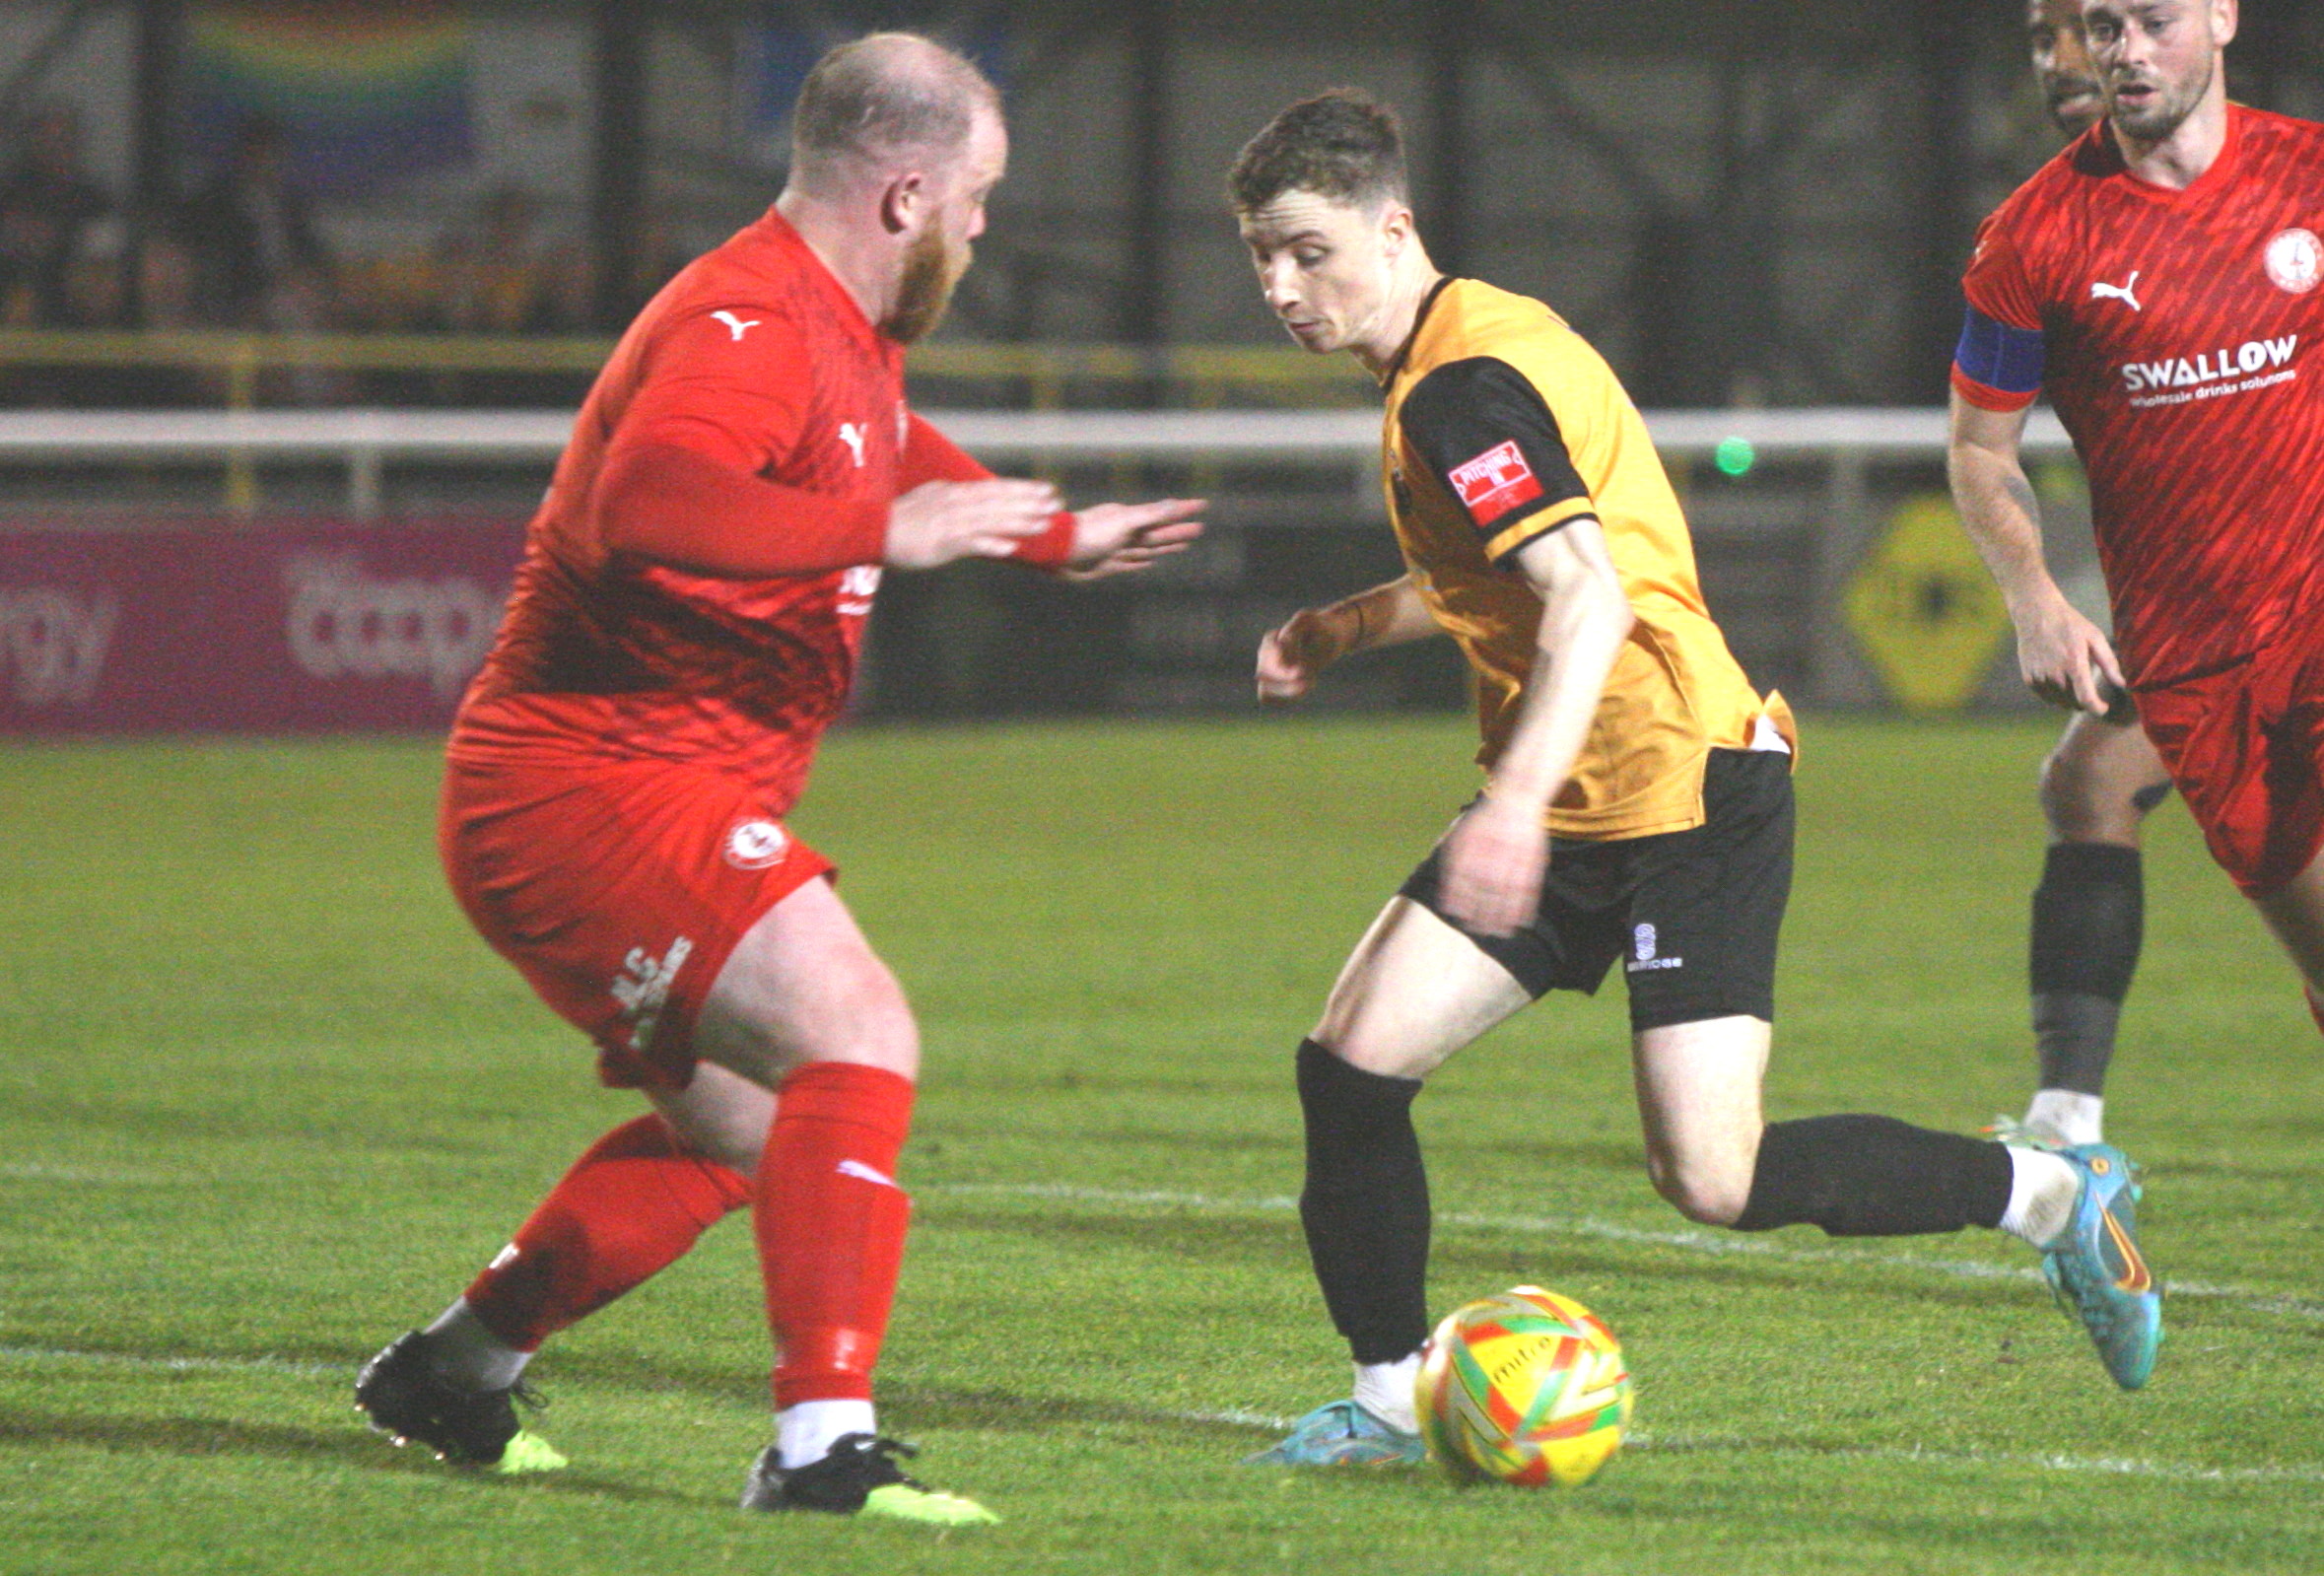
left=723, top=818, right=789, bottom=870
left=2266, top=228, right=2321, bottom=295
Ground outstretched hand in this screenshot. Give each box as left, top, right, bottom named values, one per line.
left=885, top=478, right=1062, bottom=570
left=2014, top=591, right=2127, bottom=714
left=1256, top=605, right=1358, bottom=703
left=1058, top=498, right=1205, bottom=580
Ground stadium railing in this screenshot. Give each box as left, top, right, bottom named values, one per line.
left=0, top=404, right=2080, bottom=715
left=0, top=403, right=2074, bottom=514
left=0, top=329, right=1379, bottom=410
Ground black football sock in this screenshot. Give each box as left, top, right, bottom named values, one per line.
left=2029, top=843, right=2143, bottom=1095
left=1295, top=1039, right=1431, bottom=1365
left=1735, top=1115, right=2014, bottom=1237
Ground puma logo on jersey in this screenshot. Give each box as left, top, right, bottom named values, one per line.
left=712, top=309, right=761, bottom=341
left=2089, top=272, right=2143, bottom=311
left=838, top=422, right=868, bottom=467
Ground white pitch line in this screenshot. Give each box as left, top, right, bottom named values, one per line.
left=0, top=1345, right=339, bottom=1379
left=927, top=1182, right=2324, bottom=1321
left=9, top=1343, right=2313, bottom=1491
left=1177, top=1408, right=2324, bottom=1486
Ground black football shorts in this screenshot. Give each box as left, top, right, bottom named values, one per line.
left=1399, top=747, right=1793, bottom=1032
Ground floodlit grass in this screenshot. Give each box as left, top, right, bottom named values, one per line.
left=2, top=715, right=2319, bottom=1575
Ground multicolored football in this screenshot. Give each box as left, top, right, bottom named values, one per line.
left=1414, top=1285, right=1632, bottom=1487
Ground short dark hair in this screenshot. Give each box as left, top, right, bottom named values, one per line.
left=1229, top=90, right=1408, bottom=214
left=791, top=33, right=999, bottom=171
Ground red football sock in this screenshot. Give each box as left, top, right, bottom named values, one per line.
left=755, top=1062, right=916, bottom=1407
left=463, top=1115, right=752, bottom=1350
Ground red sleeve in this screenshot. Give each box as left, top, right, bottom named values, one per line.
left=901, top=409, right=1077, bottom=568
left=593, top=445, right=886, bottom=579
left=595, top=304, right=887, bottom=577
left=900, top=410, right=993, bottom=486
left=619, top=303, right=815, bottom=473
left=1961, top=213, right=2043, bottom=333
left=1951, top=213, right=2046, bottom=412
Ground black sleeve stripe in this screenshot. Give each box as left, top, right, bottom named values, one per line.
left=1486, top=500, right=1598, bottom=567
left=1399, top=355, right=1593, bottom=548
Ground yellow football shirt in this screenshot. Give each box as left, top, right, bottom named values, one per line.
left=1381, top=277, right=1792, bottom=840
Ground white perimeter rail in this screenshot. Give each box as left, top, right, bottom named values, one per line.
left=0, top=406, right=2074, bottom=519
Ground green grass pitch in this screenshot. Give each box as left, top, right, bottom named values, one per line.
left=2, top=715, right=2320, bottom=1575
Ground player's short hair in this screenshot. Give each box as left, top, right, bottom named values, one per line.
left=1229, top=90, right=1408, bottom=215
left=791, top=33, right=999, bottom=176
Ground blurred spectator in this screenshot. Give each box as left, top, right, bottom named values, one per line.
left=0, top=104, right=111, bottom=326
left=175, top=114, right=332, bottom=328
left=441, top=184, right=548, bottom=334
left=535, top=241, right=598, bottom=333
left=133, top=235, right=200, bottom=329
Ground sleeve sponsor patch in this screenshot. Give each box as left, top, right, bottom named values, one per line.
left=1399, top=355, right=1596, bottom=561
left=1446, top=440, right=1546, bottom=526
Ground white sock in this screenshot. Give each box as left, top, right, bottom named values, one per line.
left=1998, top=1145, right=2081, bottom=1248
left=1351, top=1352, right=1422, bottom=1435
left=2023, top=1089, right=2104, bottom=1149
left=422, top=1298, right=531, bottom=1392
left=777, top=1399, right=877, bottom=1470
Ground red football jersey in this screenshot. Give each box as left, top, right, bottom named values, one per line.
left=1956, top=105, right=2324, bottom=687
left=453, top=209, right=972, bottom=811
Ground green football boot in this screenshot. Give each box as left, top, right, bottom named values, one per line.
left=1242, top=1400, right=1426, bottom=1467
left=741, top=1434, right=999, bottom=1526
left=354, top=1331, right=568, bottom=1474
left=2041, top=1142, right=2162, bottom=1391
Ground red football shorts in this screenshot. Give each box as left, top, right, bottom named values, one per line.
left=2138, top=623, right=2324, bottom=897
left=441, top=756, right=833, bottom=1089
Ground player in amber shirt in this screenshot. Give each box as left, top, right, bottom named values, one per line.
left=354, top=34, right=1198, bottom=1525
left=1228, top=93, right=2156, bottom=1473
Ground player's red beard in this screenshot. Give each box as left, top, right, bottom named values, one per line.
left=2105, top=49, right=2213, bottom=143
left=883, top=227, right=967, bottom=344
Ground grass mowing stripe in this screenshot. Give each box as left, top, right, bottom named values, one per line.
left=927, top=1182, right=2324, bottom=1321
left=19, top=1346, right=2320, bottom=1490
left=0, top=1345, right=340, bottom=1378
left=0, top=1161, right=175, bottom=1185
left=8, top=722, right=2318, bottom=1574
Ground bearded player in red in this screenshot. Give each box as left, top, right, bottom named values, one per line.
left=1951, top=0, right=2324, bottom=1389
left=1991, top=0, right=2180, bottom=1157
left=352, top=34, right=1199, bottom=1525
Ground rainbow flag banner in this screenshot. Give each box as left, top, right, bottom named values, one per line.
left=184, top=2, right=474, bottom=195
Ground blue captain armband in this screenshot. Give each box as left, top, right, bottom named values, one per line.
left=1953, top=305, right=2046, bottom=395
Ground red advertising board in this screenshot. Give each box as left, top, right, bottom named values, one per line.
left=0, top=517, right=526, bottom=734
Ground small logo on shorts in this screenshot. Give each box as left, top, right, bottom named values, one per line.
left=1627, top=923, right=1683, bottom=973
left=612, top=935, right=694, bottom=1053
left=724, top=819, right=789, bottom=870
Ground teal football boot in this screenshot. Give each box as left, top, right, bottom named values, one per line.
left=2041, top=1142, right=2162, bottom=1391
left=1242, top=1400, right=1425, bottom=1467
